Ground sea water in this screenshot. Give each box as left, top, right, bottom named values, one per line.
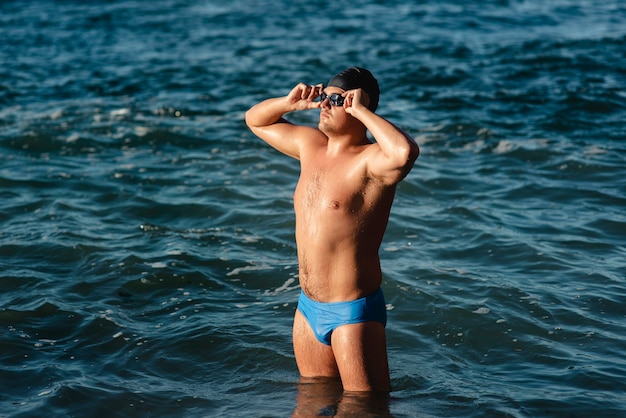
left=1, top=0, right=625, bottom=416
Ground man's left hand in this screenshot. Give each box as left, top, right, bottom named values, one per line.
left=343, top=88, right=371, bottom=114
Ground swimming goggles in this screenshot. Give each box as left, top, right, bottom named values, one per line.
left=319, top=92, right=345, bottom=107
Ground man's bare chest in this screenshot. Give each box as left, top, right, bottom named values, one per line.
left=294, top=158, right=378, bottom=214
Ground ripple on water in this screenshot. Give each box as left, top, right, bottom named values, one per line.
left=1, top=0, right=626, bottom=416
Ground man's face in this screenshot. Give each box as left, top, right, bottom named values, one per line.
left=318, top=87, right=348, bottom=134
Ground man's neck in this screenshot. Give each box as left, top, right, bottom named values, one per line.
left=325, top=133, right=370, bottom=155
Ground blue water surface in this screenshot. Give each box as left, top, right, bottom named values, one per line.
left=1, top=0, right=625, bottom=417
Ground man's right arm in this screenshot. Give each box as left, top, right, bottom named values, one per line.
left=245, top=83, right=323, bottom=159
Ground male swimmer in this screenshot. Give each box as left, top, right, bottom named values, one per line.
left=245, top=67, right=419, bottom=392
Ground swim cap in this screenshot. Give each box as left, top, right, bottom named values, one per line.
left=326, top=67, right=380, bottom=112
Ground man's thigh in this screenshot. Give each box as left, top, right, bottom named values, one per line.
left=330, top=322, right=391, bottom=392
left=292, top=309, right=339, bottom=378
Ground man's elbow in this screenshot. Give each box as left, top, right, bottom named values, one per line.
left=398, top=139, right=420, bottom=168
left=396, top=128, right=420, bottom=164
left=409, top=140, right=420, bottom=163
left=244, top=109, right=257, bottom=129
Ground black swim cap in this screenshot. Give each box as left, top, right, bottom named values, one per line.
left=326, top=67, right=380, bottom=112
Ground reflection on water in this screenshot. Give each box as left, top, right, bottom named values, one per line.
left=293, top=377, right=391, bottom=417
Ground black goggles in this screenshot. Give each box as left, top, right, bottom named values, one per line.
left=319, top=92, right=345, bottom=107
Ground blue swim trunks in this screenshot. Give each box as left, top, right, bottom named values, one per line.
left=297, top=288, right=387, bottom=346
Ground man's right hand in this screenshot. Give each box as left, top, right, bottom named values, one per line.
left=286, top=83, right=324, bottom=111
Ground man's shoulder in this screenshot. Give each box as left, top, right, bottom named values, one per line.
left=293, top=124, right=326, bottom=138
left=293, top=126, right=327, bottom=148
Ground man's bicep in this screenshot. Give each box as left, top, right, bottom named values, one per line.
left=366, top=144, right=416, bottom=185
left=251, top=119, right=302, bottom=159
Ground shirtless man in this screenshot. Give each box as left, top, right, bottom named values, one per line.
left=245, top=67, right=419, bottom=392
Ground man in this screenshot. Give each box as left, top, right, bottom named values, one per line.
left=245, top=67, right=419, bottom=392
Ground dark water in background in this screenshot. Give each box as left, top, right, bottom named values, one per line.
left=1, top=0, right=625, bottom=416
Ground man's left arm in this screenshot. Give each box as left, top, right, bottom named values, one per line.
left=344, top=89, right=419, bottom=185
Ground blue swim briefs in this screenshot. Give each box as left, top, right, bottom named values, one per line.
left=297, top=288, right=387, bottom=346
